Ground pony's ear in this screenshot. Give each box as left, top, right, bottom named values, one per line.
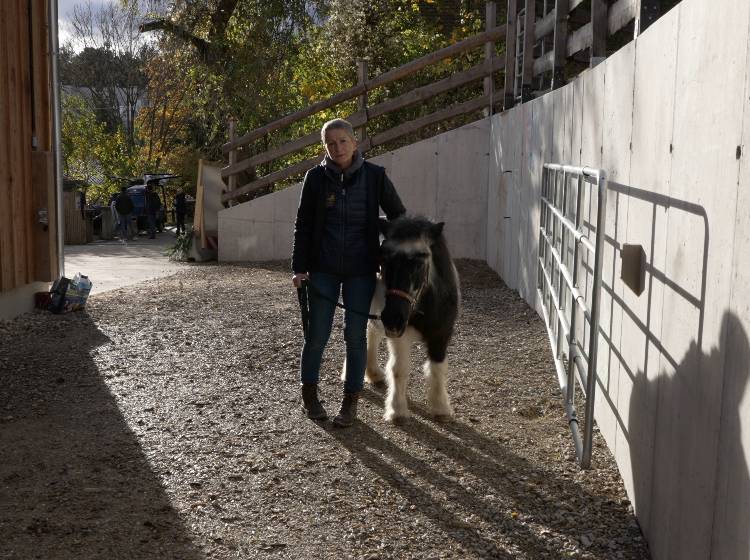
left=429, top=221, right=445, bottom=240
left=379, top=218, right=391, bottom=237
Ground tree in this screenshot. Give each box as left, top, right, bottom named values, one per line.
left=138, top=0, right=319, bottom=154
left=61, top=94, right=138, bottom=203
left=135, top=49, right=196, bottom=173
left=60, top=0, right=154, bottom=150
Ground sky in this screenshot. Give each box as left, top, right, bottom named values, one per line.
left=57, top=0, right=109, bottom=47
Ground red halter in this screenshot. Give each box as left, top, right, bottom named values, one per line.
left=385, top=288, right=417, bottom=306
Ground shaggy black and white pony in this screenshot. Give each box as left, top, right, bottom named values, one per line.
left=366, top=215, right=461, bottom=422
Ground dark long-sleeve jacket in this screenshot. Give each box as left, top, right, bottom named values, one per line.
left=174, top=193, right=186, bottom=214
left=292, top=157, right=405, bottom=275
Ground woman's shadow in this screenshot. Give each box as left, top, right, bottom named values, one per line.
left=629, top=311, right=750, bottom=560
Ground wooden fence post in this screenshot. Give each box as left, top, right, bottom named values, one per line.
left=503, top=0, right=518, bottom=110
left=590, top=0, right=607, bottom=66
left=356, top=59, right=368, bottom=144
left=521, top=0, right=536, bottom=102
left=635, top=0, right=660, bottom=36
left=552, top=0, right=570, bottom=90
left=227, top=116, right=237, bottom=205
left=484, top=1, right=497, bottom=116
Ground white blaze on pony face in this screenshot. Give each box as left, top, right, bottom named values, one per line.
left=380, top=236, right=433, bottom=337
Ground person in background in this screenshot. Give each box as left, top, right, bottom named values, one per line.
left=114, top=186, right=133, bottom=243
left=291, top=118, right=405, bottom=428
left=145, top=181, right=162, bottom=239
left=77, top=189, right=86, bottom=220
left=174, top=188, right=187, bottom=236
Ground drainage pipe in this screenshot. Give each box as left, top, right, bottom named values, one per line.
left=49, top=0, right=65, bottom=277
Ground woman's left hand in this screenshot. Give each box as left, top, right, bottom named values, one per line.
left=292, top=272, right=309, bottom=288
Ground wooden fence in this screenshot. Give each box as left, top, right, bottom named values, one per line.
left=63, top=190, right=91, bottom=245
left=222, top=0, right=666, bottom=204
left=0, top=0, right=58, bottom=293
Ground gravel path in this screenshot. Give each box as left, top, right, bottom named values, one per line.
left=0, top=260, right=650, bottom=560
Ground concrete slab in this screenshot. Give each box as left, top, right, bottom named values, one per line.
left=436, top=121, right=490, bottom=260
left=619, top=9, right=680, bottom=532
left=0, top=282, right=49, bottom=320
left=63, top=233, right=186, bottom=295
left=570, top=76, right=584, bottom=167
left=650, top=1, right=750, bottom=558
left=712, top=8, right=750, bottom=557
left=488, top=108, right=523, bottom=289
left=382, top=137, right=439, bottom=219
left=486, top=113, right=503, bottom=274
left=600, top=40, right=635, bottom=476
left=522, top=94, right=552, bottom=307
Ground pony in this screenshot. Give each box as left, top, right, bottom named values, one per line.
left=365, top=215, right=461, bottom=422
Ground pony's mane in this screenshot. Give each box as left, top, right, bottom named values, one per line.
left=386, top=215, right=436, bottom=242
left=385, top=215, right=458, bottom=300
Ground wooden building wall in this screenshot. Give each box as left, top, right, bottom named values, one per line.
left=0, top=0, right=58, bottom=294
left=63, top=190, right=90, bottom=245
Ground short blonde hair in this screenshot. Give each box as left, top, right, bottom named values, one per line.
left=321, top=118, right=356, bottom=143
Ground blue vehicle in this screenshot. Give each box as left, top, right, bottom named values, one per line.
left=126, top=174, right=179, bottom=232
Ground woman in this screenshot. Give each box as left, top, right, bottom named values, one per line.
left=292, top=118, right=405, bottom=427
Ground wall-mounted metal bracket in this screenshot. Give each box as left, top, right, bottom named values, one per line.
left=37, top=208, right=49, bottom=231
left=621, top=244, right=646, bottom=296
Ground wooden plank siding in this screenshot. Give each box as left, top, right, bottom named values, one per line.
left=63, top=190, right=89, bottom=245
left=0, top=1, right=14, bottom=290
left=0, top=0, right=58, bottom=294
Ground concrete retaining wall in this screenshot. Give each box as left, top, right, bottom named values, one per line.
left=218, top=119, right=490, bottom=263
left=486, top=0, right=750, bottom=558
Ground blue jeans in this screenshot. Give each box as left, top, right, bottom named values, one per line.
left=300, top=272, right=376, bottom=393
left=147, top=213, right=157, bottom=237
left=117, top=213, right=130, bottom=240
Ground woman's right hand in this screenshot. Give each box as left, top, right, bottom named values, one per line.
left=292, top=272, right=309, bottom=288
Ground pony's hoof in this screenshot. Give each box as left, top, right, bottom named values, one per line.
left=428, top=399, right=454, bottom=420
left=384, top=409, right=410, bottom=424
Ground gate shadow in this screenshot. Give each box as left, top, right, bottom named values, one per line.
left=0, top=311, right=202, bottom=559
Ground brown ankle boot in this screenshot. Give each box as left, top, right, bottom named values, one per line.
left=332, top=392, right=360, bottom=427
left=301, top=383, right=327, bottom=420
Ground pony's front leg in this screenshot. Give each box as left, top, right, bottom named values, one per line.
left=384, top=329, right=414, bottom=422
left=425, top=359, right=454, bottom=420
left=365, top=321, right=386, bottom=385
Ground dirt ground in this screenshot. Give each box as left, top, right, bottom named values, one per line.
left=0, top=260, right=650, bottom=560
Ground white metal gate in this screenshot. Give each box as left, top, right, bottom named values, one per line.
left=537, top=164, right=608, bottom=469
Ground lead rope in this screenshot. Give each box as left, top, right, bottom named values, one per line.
left=303, top=280, right=381, bottom=320
left=302, top=265, right=430, bottom=322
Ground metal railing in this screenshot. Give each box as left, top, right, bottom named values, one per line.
left=537, top=163, right=607, bottom=469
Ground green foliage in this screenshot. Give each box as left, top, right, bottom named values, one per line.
left=62, top=0, right=500, bottom=203
left=61, top=94, right=138, bottom=203
left=166, top=227, right=194, bottom=261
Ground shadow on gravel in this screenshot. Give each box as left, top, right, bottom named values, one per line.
left=326, top=388, right=641, bottom=559
left=0, top=311, right=202, bottom=560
